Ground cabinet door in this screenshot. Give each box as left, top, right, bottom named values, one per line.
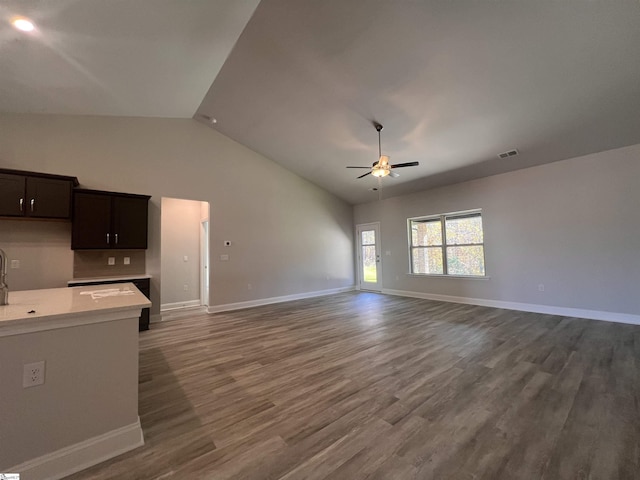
left=0, top=173, right=26, bottom=217
left=26, top=177, right=73, bottom=219
left=112, top=196, right=149, bottom=249
left=72, top=192, right=112, bottom=249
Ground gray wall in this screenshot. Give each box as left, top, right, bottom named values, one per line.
left=354, top=143, right=640, bottom=316
left=0, top=317, right=139, bottom=468
left=0, top=114, right=355, bottom=313
left=160, top=197, right=203, bottom=307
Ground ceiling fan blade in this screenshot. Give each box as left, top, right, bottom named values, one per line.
left=389, top=171, right=400, bottom=178
left=390, top=161, right=419, bottom=168
left=346, top=166, right=371, bottom=169
left=357, top=172, right=372, bottom=179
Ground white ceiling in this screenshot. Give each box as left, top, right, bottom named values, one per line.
left=2, top=1, right=640, bottom=204
left=0, top=0, right=260, bottom=117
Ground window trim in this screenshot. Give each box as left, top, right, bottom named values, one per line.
left=407, top=209, right=486, bottom=277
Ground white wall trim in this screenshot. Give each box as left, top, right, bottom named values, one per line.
left=382, top=288, right=640, bottom=326
left=158, top=306, right=207, bottom=322
left=150, top=313, right=163, bottom=323
left=9, top=417, right=144, bottom=480
left=160, top=299, right=202, bottom=312
left=208, top=286, right=355, bottom=314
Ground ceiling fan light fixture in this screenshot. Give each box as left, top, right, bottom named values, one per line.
left=371, top=165, right=390, bottom=177
left=345, top=122, right=419, bottom=179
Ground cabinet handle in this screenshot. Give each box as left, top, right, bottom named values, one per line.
left=115, top=233, right=119, bottom=245
left=107, top=233, right=110, bottom=244
left=30, top=198, right=35, bottom=212
left=19, top=198, right=24, bottom=212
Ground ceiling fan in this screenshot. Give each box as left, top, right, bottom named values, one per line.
left=347, top=122, right=419, bottom=179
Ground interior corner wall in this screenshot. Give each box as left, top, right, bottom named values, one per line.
left=354, top=143, right=640, bottom=317
left=0, top=114, right=355, bottom=314
left=160, top=197, right=203, bottom=308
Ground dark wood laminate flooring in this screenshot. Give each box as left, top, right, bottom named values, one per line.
left=67, top=292, right=640, bottom=479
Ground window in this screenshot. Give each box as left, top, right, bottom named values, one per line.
left=409, top=210, right=485, bottom=277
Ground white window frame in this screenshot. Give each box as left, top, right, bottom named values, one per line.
left=407, top=209, right=486, bottom=278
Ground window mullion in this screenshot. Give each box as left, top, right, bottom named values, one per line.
left=440, top=214, right=448, bottom=275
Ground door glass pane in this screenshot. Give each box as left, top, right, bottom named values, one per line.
left=411, top=219, right=442, bottom=246
left=446, top=246, right=485, bottom=276
left=361, top=230, right=375, bottom=245
left=445, top=215, right=483, bottom=245
left=412, top=247, right=443, bottom=274
left=362, top=245, right=377, bottom=282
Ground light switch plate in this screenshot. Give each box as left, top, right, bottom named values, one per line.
left=220, top=254, right=229, bottom=261
left=10, top=259, right=20, bottom=269
left=123, top=257, right=131, bottom=265
left=108, top=257, right=115, bottom=265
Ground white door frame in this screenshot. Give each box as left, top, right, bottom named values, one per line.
left=356, top=222, right=382, bottom=292
left=200, top=220, right=210, bottom=307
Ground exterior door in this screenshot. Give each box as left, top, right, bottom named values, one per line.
left=357, top=223, right=381, bottom=291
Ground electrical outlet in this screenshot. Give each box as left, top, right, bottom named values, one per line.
left=123, top=257, right=131, bottom=265
left=247, top=283, right=252, bottom=290
left=23, top=361, right=45, bottom=388
left=220, top=254, right=229, bottom=261
left=108, top=257, right=115, bottom=266
left=183, top=255, right=188, bottom=262
left=538, top=284, right=545, bottom=292
left=183, top=284, right=188, bottom=291
left=10, top=259, right=20, bottom=269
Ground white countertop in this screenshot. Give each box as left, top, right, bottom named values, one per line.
left=0, top=284, right=151, bottom=337
left=68, top=274, right=152, bottom=285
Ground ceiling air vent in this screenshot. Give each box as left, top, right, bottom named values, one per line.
left=498, top=149, right=519, bottom=159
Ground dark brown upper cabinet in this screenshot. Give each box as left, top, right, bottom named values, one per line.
left=0, top=169, right=78, bottom=220
left=72, top=189, right=150, bottom=250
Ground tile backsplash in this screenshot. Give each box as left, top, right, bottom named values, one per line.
left=74, top=250, right=145, bottom=279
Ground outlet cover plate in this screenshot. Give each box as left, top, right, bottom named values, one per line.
left=23, top=360, right=45, bottom=388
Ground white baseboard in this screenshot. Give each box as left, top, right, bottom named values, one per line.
left=159, top=306, right=207, bottom=321
left=208, top=286, right=355, bottom=314
left=9, top=418, right=144, bottom=480
left=161, top=299, right=202, bottom=312
left=382, top=288, right=640, bottom=326
left=150, top=313, right=163, bottom=323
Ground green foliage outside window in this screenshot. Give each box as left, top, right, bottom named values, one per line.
left=410, top=212, right=485, bottom=277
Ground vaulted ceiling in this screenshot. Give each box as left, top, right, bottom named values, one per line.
left=3, top=1, right=640, bottom=204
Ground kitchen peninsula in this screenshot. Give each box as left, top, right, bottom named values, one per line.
left=0, top=284, right=150, bottom=480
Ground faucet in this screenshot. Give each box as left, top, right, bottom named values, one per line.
left=0, top=248, right=8, bottom=305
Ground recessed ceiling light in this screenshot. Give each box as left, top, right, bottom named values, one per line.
left=11, top=17, right=36, bottom=32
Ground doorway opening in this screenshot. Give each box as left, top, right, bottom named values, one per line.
left=160, top=197, right=210, bottom=315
